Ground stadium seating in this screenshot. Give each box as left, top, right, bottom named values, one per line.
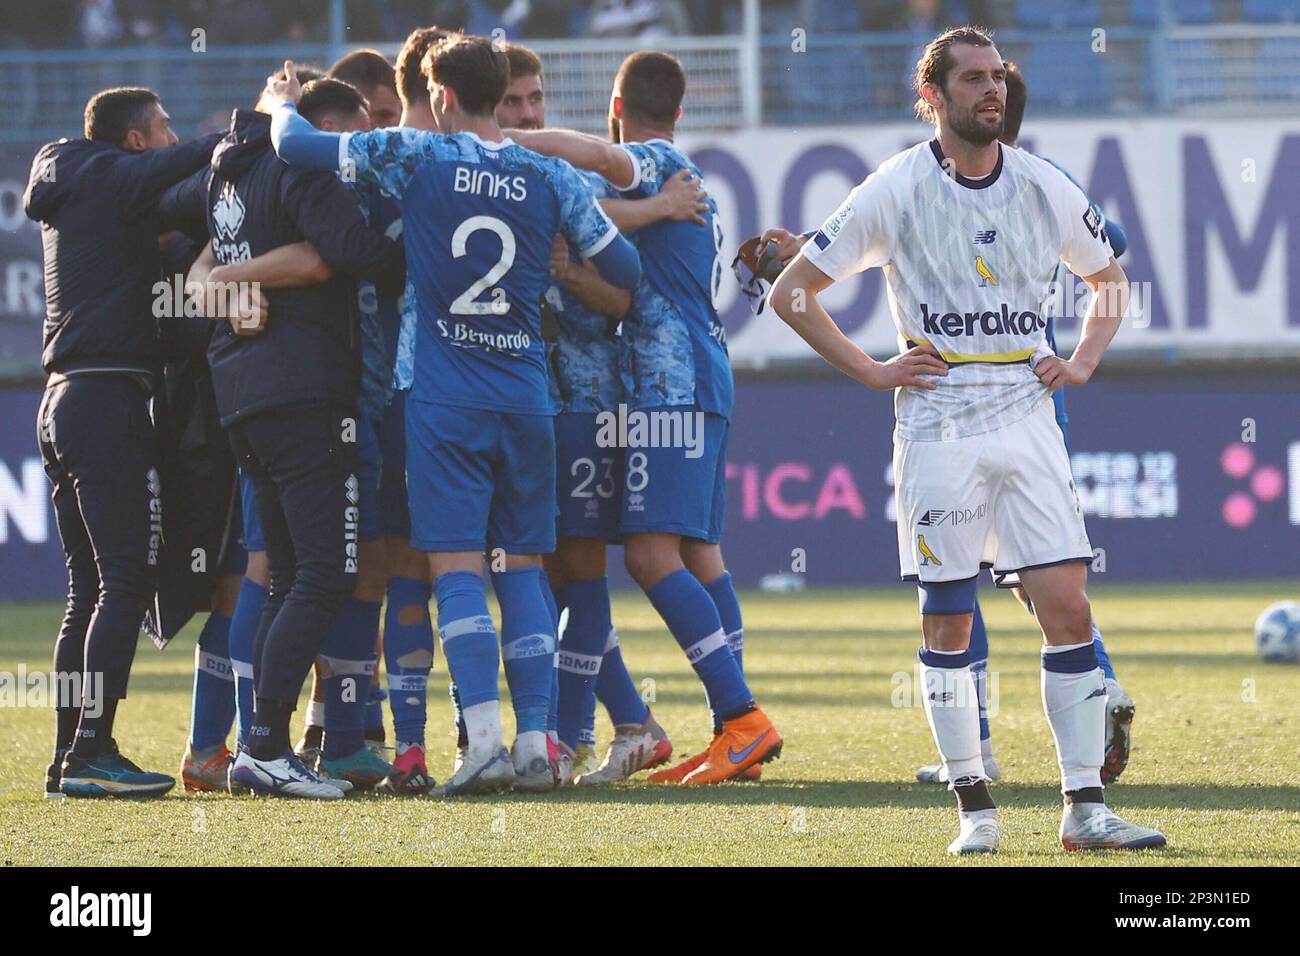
left=1026, top=38, right=1112, bottom=112
left=1016, top=0, right=1103, bottom=29
left=1244, top=0, right=1299, bottom=22
left=1129, top=0, right=1216, bottom=25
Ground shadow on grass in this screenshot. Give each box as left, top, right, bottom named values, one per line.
left=330, top=780, right=1300, bottom=812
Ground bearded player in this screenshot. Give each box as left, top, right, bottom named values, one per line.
left=769, top=27, right=1166, bottom=853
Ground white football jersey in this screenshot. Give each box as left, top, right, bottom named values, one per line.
left=803, top=140, right=1114, bottom=442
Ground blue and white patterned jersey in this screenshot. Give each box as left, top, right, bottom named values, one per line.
left=343, top=128, right=620, bottom=414
left=546, top=171, right=626, bottom=415
left=348, top=179, right=402, bottom=416
left=616, top=139, right=733, bottom=418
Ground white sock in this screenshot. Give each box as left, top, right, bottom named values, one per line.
left=981, top=737, right=995, bottom=761
left=515, top=729, right=547, bottom=761
left=462, top=700, right=503, bottom=759
left=1041, top=661, right=1105, bottom=793
left=919, top=654, right=984, bottom=786
left=304, top=699, right=325, bottom=728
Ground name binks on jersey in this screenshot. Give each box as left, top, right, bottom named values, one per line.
left=453, top=166, right=528, bottom=202
left=920, top=302, right=1046, bottom=338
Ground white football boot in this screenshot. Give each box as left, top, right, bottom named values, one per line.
left=433, top=746, right=516, bottom=797
left=1101, top=678, right=1135, bottom=784
left=511, top=732, right=555, bottom=792
left=574, top=711, right=673, bottom=785
left=229, top=750, right=345, bottom=800
left=1060, top=802, right=1166, bottom=851
left=947, top=809, right=1000, bottom=855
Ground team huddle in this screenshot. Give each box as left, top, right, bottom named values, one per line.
left=27, top=21, right=1169, bottom=853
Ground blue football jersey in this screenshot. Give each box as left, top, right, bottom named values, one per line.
left=546, top=171, right=626, bottom=415
left=345, top=129, right=620, bottom=415
left=616, top=140, right=732, bottom=418
left=349, top=179, right=403, bottom=415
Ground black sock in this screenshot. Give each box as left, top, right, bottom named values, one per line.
left=300, top=723, right=323, bottom=751
left=248, top=697, right=293, bottom=760
left=954, top=777, right=996, bottom=812
left=1065, top=786, right=1105, bottom=806
left=71, top=697, right=118, bottom=759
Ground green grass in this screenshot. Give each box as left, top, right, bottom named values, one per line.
left=2, top=582, right=1298, bottom=866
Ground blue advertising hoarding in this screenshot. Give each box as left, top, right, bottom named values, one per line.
left=2, top=374, right=1296, bottom=602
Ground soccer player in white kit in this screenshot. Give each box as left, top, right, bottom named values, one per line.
left=768, top=26, right=1167, bottom=855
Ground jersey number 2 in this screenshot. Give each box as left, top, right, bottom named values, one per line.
left=450, top=215, right=515, bottom=315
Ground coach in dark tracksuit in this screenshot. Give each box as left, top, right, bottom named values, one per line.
left=172, top=99, right=403, bottom=773
left=24, top=87, right=221, bottom=797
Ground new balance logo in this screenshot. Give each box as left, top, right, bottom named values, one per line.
left=973, top=230, right=997, bottom=244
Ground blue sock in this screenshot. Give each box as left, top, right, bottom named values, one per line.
left=436, top=571, right=501, bottom=710
left=557, top=578, right=611, bottom=750
left=320, top=598, right=381, bottom=760
left=703, top=571, right=744, bottom=732
left=491, top=568, right=556, bottom=736
left=228, top=577, right=267, bottom=747
left=190, top=612, right=235, bottom=751
left=596, top=628, right=648, bottom=726
left=384, top=576, right=434, bottom=747
left=540, top=581, right=561, bottom=736
left=969, top=599, right=990, bottom=741
left=1091, top=620, right=1116, bottom=681
left=704, top=572, right=744, bottom=672
left=647, top=568, right=753, bottom=721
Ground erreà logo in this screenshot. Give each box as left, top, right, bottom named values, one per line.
left=212, top=182, right=245, bottom=241
left=49, top=886, right=151, bottom=936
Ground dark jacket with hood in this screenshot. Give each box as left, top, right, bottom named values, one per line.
left=23, top=132, right=221, bottom=380
left=163, top=109, right=403, bottom=427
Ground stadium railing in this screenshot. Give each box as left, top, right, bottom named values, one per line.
left=1, top=23, right=1296, bottom=144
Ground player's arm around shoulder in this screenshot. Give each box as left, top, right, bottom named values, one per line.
left=555, top=164, right=642, bottom=291
left=507, top=128, right=638, bottom=191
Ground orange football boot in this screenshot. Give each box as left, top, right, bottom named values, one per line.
left=647, top=745, right=710, bottom=783
left=682, top=708, right=782, bottom=785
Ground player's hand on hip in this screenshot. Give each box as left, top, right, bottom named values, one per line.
left=661, top=169, right=709, bottom=225
left=1034, top=355, right=1091, bottom=392
left=265, top=60, right=303, bottom=107
left=866, top=343, right=948, bottom=390
left=759, top=227, right=808, bottom=266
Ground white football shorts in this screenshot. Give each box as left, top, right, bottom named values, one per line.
left=894, top=396, right=1092, bottom=583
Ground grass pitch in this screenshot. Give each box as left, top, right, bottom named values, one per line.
left=1, top=582, right=1297, bottom=867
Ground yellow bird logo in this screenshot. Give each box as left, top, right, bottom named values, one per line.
left=975, top=256, right=998, bottom=287
left=918, top=534, right=942, bottom=566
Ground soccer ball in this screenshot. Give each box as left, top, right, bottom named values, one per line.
left=1253, top=601, right=1300, bottom=663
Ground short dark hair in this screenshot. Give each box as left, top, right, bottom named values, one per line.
left=502, top=42, right=543, bottom=81
left=1001, top=59, right=1026, bottom=144
left=615, top=51, right=685, bottom=128
left=422, top=34, right=509, bottom=117
left=84, top=87, right=159, bottom=143
left=298, top=78, right=368, bottom=127
left=913, top=25, right=996, bottom=123
left=329, top=49, right=397, bottom=101
left=396, top=26, right=452, bottom=107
